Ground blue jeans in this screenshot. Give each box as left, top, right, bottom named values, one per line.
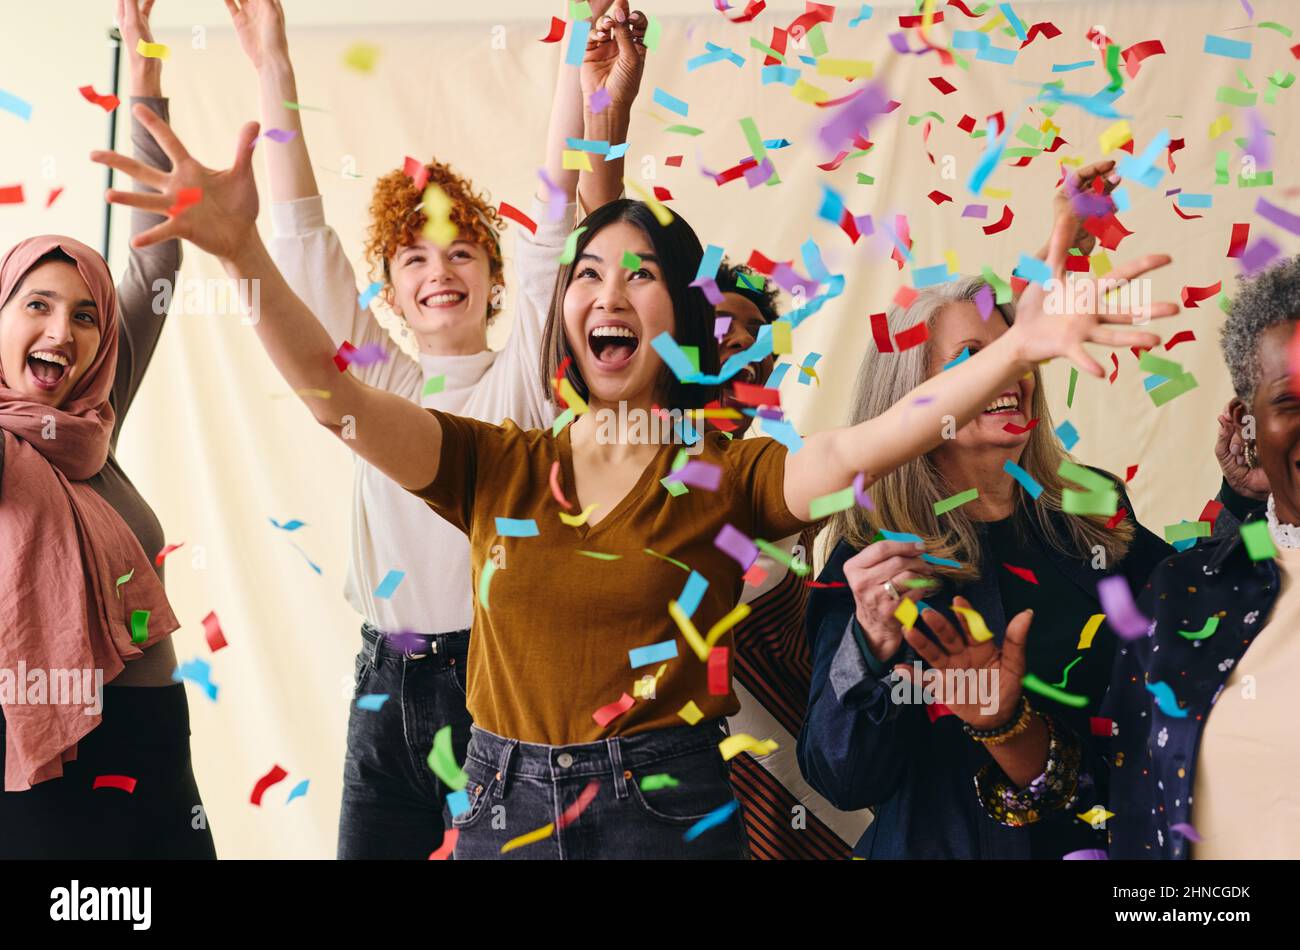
left=453, top=721, right=750, bottom=860
left=337, top=623, right=472, bottom=859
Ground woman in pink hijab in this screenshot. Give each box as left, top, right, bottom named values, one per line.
left=0, top=0, right=214, bottom=859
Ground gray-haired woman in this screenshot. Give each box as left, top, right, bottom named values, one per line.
left=798, top=274, right=1260, bottom=859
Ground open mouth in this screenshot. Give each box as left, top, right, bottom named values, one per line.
left=419, top=291, right=466, bottom=310
left=722, top=363, right=760, bottom=407
left=587, top=323, right=640, bottom=369
left=26, top=349, right=69, bottom=391
left=983, top=392, right=1021, bottom=415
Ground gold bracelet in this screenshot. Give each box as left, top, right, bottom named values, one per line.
left=967, top=697, right=1037, bottom=747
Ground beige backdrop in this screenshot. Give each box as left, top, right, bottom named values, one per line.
left=2, top=0, right=1296, bottom=857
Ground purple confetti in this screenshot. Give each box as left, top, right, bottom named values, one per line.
left=1063, top=849, right=1109, bottom=860
left=347, top=343, right=390, bottom=367
left=961, top=204, right=989, bottom=219
left=816, top=81, right=890, bottom=155
left=1069, top=189, right=1115, bottom=220
left=851, top=472, right=876, bottom=510
left=383, top=630, right=431, bottom=654
left=975, top=283, right=995, bottom=321
left=537, top=168, right=566, bottom=222
left=1255, top=197, right=1300, bottom=237
left=854, top=213, right=875, bottom=236
left=670, top=460, right=723, bottom=492
left=743, top=157, right=776, bottom=188
left=715, top=524, right=758, bottom=571
left=691, top=276, right=725, bottom=305
left=756, top=407, right=785, bottom=421
left=889, top=31, right=912, bottom=54
left=589, top=87, right=612, bottom=114
left=1240, top=0, right=1254, bottom=19
left=1239, top=236, right=1281, bottom=276
left=1171, top=821, right=1203, bottom=843
left=261, top=128, right=299, bottom=144
left=714, top=316, right=732, bottom=338
left=1163, top=188, right=1183, bottom=197
left=1097, top=575, right=1152, bottom=640
left=770, top=262, right=820, bottom=298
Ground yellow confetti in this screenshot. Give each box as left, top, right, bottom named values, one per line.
left=343, top=42, right=380, bottom=73
left=952, top=604, right=993, bottom=642
left=982, top=187, right=1013, bottom=200
left=622, top=177, right=673, bottom=226
left=562, top=149, right=593, bottom=172
left=791, top=79, right=831, bottom=104
left=1098, top=120, right=1133, bottom=155
left=894, top=597, right=919, bottom=631
left=943, top=249, right=961, bottom=275
left=136, top=39, right=170, bottom=59
left=1076, top=806, right=1115, bottom=826
left=704, top=603, right=751, bottom=649
left=633, top=664, right=668, bottom=699
left=719, top=734, right=779, bottom=761
left=500, top=822, right=554, bottom=854
left=686, top=407, right=744, bottom=420
left=816, top=58, right=874, bottom=79
left=557, top=377, right=589, bottom=415
left=1077, top=613, right=1106, bottom=649
left=977, top=11, right=1006, bottom=33
left=420, top=184, right=458, bottom=247
left=559, top=503, right=600, bottom=527
left=678, top=700, right=704, bottom=725
left=771, top=322, right=792, bottom=354
left=1208, top=114, right=1233, bottom=139
left=668, top=601, right=711, bottom=661
left=1090, top=252, right=1112, bottom=277
left=1039, top=118, right=1060, bottom=138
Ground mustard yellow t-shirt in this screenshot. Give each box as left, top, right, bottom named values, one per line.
left=413, top=409, right=812, bottom=746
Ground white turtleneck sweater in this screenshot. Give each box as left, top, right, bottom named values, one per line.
left=269, top=196, right=569, bottom=633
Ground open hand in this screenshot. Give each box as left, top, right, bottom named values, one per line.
left=583, top=0, right=648, bottom=109
left=225, top=0, right=289, bottom=71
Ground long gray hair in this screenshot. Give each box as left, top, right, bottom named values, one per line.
left=825, top=275, right=1133, bottom=582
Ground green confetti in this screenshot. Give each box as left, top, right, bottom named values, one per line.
left=115, top=568, right=135, bottom=599
left=578, top=550, right=622, bottom=560
left=1015, top=124, right=1044, bottom=147
left=980, top=266, right=1012, bottom=304
left=1149, top=373, right=1199, bottom=407
left=1259, top=21, right=1294, bottom=38
left=1058, top=460, right=1112, bottom=493
left=1052, top=656, right=1082, bottom=689
left=1216, top=86, right=1257, bottom=107
left=1137, top=351, right=1186, bottom=380
left=1178, top=616, right=1220, bottom=641
left=1240, top=520, right=1277, bottom=561
left=737, top=271, right=766, bottom=292
left=856, top=172, right=876, bottom=185
left=569, top=0, right=592, bottom=19
left=643, top=548, right=691, bottom=572
left=664, top=124, right=705, bottom=136
left=422, top=374, right=446, bottom=397
left=1062, top=489, right=1118, bottom=516
left=680, top=345, right=700, bottom=374
left=558, top=226, right=588, bottom=265
left=903, top=578, right=939, bottom=590
left=1022, top=672, right=1089, bottom=708
left=1215, top=150, right=1230, bottom=185
left=427, top=724, right=468, bottom=791
left=552, top=407, right=576, bottom=435
left=806, top=22, right=829, bottom=57
left=809, top=486, right=856, bottom=520
left=1104, top=43, right=1124, bottom=92
left=282, top=100, right=328, bottom=112
left=660, top=476, right=690, bottom=497
left=755, top=538, right=810, bottom=577
left=1239, top=170, right=1274, bottom=187
left=907, top=111, right=945, bottom=125
left=621, top=250, right=642, bottom=270
left=643, top=14, right=662, bottom=52
left=130, top=609, right=150, bottom=645
left=933, top=488, right=979, bottom=516
left=1163, top=520, right=1211, bottom=543
left=639, top=774, right=680, bottom=791
left=749, top=37, right=785, bottom=63
left=478, top=559, right=497, bottom=609
left=1066, top=367, right=1078, bottom=409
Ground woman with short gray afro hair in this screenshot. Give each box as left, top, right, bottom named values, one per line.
left=1220, top=254, right=1300, bottom=405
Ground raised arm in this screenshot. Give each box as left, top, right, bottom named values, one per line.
left=782, top=212, right=1180, bottom=521
left=110, top=0, right=182, bottom=431
left=94, top=107, right=443, bottom=492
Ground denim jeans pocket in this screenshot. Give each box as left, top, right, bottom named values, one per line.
left=446, top=662, right=468, bottom=698
left=626, top=750, right=736, bottom=824
left=353, top=650, right=375, bottom=696
left=451, top=756, right=497, bottom=830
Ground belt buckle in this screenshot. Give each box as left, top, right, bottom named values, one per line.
left=405, top=637, right=436, bottom=660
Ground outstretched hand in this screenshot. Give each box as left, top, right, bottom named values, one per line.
left=225, top=0, right=290, bottom=71
left=92, top=104, right=262, bottom=261
left=582, top=0, right=648, bottom=109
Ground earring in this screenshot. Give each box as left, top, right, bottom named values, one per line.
left=1244, top=439, right=1258, bottom=468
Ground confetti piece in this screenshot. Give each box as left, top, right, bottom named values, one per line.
left=1077, top=613, right=1105, bottom=649
left=719, top=734, right=778, bottom=761
left=809, top=486, right=856, bottom=520
left=566, top=19, right=592, bottom=66
left=593, top=692, right=635, bottom=727
left=1179, top=616, right=1220, bottom=641
left=678, top=700, right=704, bottom=726
left=645, top=548, right=690, bottom=572
left=1099, top=120, right=1133, bottom=155
left=589, top=87, right=612, bottom=113
left=653, top=88, right=689, bottom=117
left=495, top=518, right=539, bottom=538
left=373, top=569, right=406, bottom=600
left=166, top=187, right=202, bottom=218
left=1164, top=521, right=1211, bottom=544
left=1181, top=281, right=1222, bottom=308
left=173, top=656, right=219, bottom=701
left=708, top=646, right=730, bottom=695
left=1076, top=806, right=1115, bottom=825
left=1013, top=254, right=1052, bottom=287
left=0, top=89, right=33, bottom=121
left=539, top=15, right=565, bottom=42
left=684, top=800, right=740, bottom=841
left=894, top=322, right=930, bottom=351
left=1240, top=520, right=1277, bottom=560
left=357, top=281, right=383, bottom=311
left=1002, top=563, right=1039, bottom=585
left=629, top=640, right=678, bottom=668
left=428, top=724, right=468, bottom=790
left=714, top=524, right=758, bottom=571
left=556, top=779, right=600, bottom=829
left=558, top=226, right=588, bottom=265
left=982, top=205, right=1014, bottom=235
left=92, top=775, right=137, bottom=793
left=1256, top=197, right=1300, bottom=237
left=45, top=187, right=62, bottom=208
left=1003, top=460, right=1043, bottom=499
left=355, top=693, right=389, bottom=711
left=1055, top=420, right=1079, bottom=451
left=136, top=39, right=170, bottom=60
left=952, top=605, right=993, bottom=642
left=1053, top=656, right=1082, bottom=689
left=1097, top=575, right=1150, bottom=640
left=1171, top=822, right=1202, bottom=843
left=202, top=611, right=228, bottom=653
left=498, top=201, right=537, bottom=235
left=894, top=597, right=919, bottom=631
left=577, top=550, right=621, bottom=560
left=1064, top=849, right=1108, bottom=860
left=620, top=249, right=643, bottom=271
left=478, top=559, right=497, bottom=609
left=250, top=764, right=288, bottom=806
left=286, top=780, right=310, bottom=804
left=78, top=84, right=119, bottom=112
left=420, top=183, right=458, bottom=247
left=557, top=503, right=599, bottom=528
left=1146, top=680, right=1188, bottom=718
left=562, top=149, right=593, bottom=172
left=934, top=488, right=979, bottom=516
left=640, top=774, right=679, bottom=791
left=259, top=128, right=298, bottom=145
left=1204, top=34, right=1252, bottom=59
left=501, top=823, right=555, bottom=854
left=1021, top=672, right=1088, bottom=708
left=129, top=609, right=150, bottom=645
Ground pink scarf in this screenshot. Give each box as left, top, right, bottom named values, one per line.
left=0, top=236, right=178, bottom=791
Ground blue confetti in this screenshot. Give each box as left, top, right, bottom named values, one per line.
left=286, top=780, right=310, bottom=804
left=881, top=529, right=925, bottom=544
left=495, top=518, right=539, bottom=538
left=356, top=693, right=390, bottom=711
left=446, top=789, right=470, bottom=818
left=269, top=518, right=306, bottom=532
left=0, top=88, right=33, bottom=122
left=653, top=87, right=690, bottom=117
left=1013, top=254, right=1053, bottom=287
left=565, top=20, right=591, bottom=66
left=628, top=639, right=679, bottom=668
left=1055, top=420, right=1080, bottom=451
left=683, top=800, right=740, bottom=841
left=173, top=657, right=219, bottom=702
left=1146, top=680, right=1189, bottom=718
left=1003, top=459, right=1044, bottom=499
left=942, top=347, right=971, bottom=371
left=1203, top=35, right=1252, bottom=59
left=358, top=281, right=383, bottom=310
left=373, top=569, right=406, bottom=600
left=677, top=571, right=709, bottom=618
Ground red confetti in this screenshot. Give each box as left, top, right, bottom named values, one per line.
left=818, top=150, right=851, bottom=171
left=1181, top=281, right=1221, bottom=308
left=1009, top=276, right=1029, bottom=297
left=982, top=204, right=1014, bottom=235
left=539, top=15, right=565, bottom=43
left=166, top=186, right=202, bottom=218
left=250, top=764, right=289, bottom=806
left=713, top=157, right=760, bottom=186
left=498, top=201, right=537, bottom=235
left=45, top=187, right=63, bottom=209
left=1020, top=21, right=1062, bottom=47
left=0, top=185, right=26, bottom=205
left=838, top=208, right=861, bottom=244
left=1199, top=499, right=1224, bottom=526
left=1121, top=39, right=1166, bottom=78
left=1166, top=137, right=1185, bottom=173
left=762, top=27, right=788, bottom=66
left=731, top=382, right=781, bottom=406
left=1089, top=717, right=1116, bottom=737
left=723, top=0, right=767, bottom=24
left=1083, top=212, right=1132, bottom=251
left=870, top=312, right=893, bottom=353
left=805, top=580, right=848, bottom=588
left=1104, top=507, right=1129, bottom=530
left=1172, top=202, right=1203, bottom=221
left=428, top=829, right=459, bottom=860
left=333, top=341, right=358, bottom=372
left=556, top=779, right=601, bottom=828
left=1125, top=465, right=1139, bottom=483
left=78, top=84, right=119, bottom=112
left=1108, top=353, right=1120, bottom=384
left=928, top=76, right=957, bottom=95
left=592, top=692, right=635, bottom=728
left=1002, top=564, right=1039, bottom=585
left=894, top=284, right=919, bottom=310
left=154, top=542, right=184, bottom=567
left=664, top=155, right=683, bottom=167
left=403, top=156, right=429, bottom=192
left=707, top=646, right=730, bottom=696
left=652, top=186, right=674, bottom=202
left=947, top=0, right=985, bottom=16
left=742, top=562, right=768, bottom=585
left=1227, top=223, right=1250, bottom=259
left=1065, top=253, right=1091, bottom=273
left=899, top=11, right=943, bottom=27
left=1164, top=330, right=1196, bottom=350
left=746, top=250, right=778, bottom=274
left=202, top=611, right=228, bottom=653
left=957, top=114, right=976, bottom=134
left=925, top=702, right=955, bottom=723
left=890, top=214, right=913, bottom=270
left=1292, top=43, right=1300, bottom=59
left=93, top=774, right=138, bottom=793
left=894, top=320, right=929, bottom=351
left=927, top=190, right=952, bottom=205
left=1002, top=418, right=1039, bottom=435
left=986, top=111, right=1006, bottom=136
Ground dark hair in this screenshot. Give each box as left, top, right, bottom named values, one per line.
left=539, top=199, right=719, bottom=411
left=715, top=260, right=781, bottom=326
left=2, top=248, right=78, bottom=311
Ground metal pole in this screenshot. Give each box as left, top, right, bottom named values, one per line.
left=102, top=26, right=122, bottom=259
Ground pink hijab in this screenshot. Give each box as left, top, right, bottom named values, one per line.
left=0, top=236, right=178, bottom=791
